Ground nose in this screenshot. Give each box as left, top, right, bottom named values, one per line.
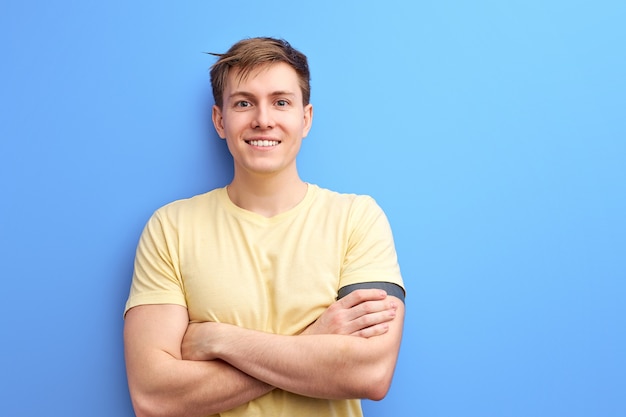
left=251, top=104, right=274, bottom=129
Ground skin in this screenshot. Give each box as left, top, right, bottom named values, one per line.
left=181, top=291, right=405, bottom=400
left=124, top=62, right=405, bottom=417
left=211, top=62, right=313, bottom=217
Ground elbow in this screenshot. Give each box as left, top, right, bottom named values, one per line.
left=366, top=386, right=390, bottom=402
left=131, top=397, right=157, bottom=417
left=364, top=374, right=392, bottom=401
left=359, top=363, right=395, bottom=401
left=131, top=392, right=174, bottom=417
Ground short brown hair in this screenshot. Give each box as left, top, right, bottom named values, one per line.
left=210, top=37, right=311, bottom=108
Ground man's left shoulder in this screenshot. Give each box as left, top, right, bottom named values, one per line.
left=312, top=184, right=376, bottom=207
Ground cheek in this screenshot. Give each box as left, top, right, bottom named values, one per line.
left=220, top=119, right=241, bottom=137
left=286, top=117, right=306, bottom=133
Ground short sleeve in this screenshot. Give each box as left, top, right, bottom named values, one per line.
left=124, top=210, right=187, bottom=317
left=339, top=196, right=404, bottom=293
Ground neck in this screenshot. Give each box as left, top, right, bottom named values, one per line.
left=227, top=170, right=308, bottom=218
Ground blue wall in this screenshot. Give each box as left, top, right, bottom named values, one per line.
left=1, top=1, right=624, bottom=416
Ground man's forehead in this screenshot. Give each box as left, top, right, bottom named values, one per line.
left=226, top=62, right=299, bottom=90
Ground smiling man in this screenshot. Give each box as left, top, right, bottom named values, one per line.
left=123, top=37, right=405, bottom=417
left=213, top=60, right=312, bottom=217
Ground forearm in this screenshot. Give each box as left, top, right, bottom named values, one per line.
left=217, top=330, right=390, bottom=399
left=127, top=353, right=273, bottom=417
left=208, top=302, right=404, bottom=401
left=124, top=305, right=273, bottom=417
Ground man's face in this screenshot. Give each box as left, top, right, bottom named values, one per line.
left=212, top=62, right=313, bottom=179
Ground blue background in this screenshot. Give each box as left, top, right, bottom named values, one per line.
left=1, top=1, right=624, bottom=416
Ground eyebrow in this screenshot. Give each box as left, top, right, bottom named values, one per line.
left=228, top=90, right=296, bottom=100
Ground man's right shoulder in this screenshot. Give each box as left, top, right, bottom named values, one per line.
left=151, top=188, right=224, bottom=221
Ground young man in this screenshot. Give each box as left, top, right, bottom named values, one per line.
left=124, top=37, right=405, bottom=417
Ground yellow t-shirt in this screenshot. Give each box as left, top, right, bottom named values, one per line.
left=125, top=184, right=404, bottom=416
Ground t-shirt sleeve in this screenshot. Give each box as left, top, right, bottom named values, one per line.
left=338, top=196, right=405, bottom=297
left=124, top=210, right=187, bottom=317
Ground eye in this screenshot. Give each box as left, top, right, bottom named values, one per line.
left=276, top=99, right=289, bottom=107
left=235, top=100, right=251, bottom=108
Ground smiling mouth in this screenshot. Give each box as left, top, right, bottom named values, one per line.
left=246, top=139, right=280, bottom=147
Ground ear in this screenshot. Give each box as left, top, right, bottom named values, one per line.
left=212, top=105, right=226, bottom=139
left=302, top=103, right=313, bottom=138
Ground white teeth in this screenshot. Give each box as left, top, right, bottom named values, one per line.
left=249, top=140, right=279, bottom=147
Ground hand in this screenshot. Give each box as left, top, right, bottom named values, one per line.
left=302, top=289, right=398, bottom=338
left=182, top=321, right=223, bottom=361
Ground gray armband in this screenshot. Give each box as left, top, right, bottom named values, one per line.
left=337, top=281, right=405, bottom=303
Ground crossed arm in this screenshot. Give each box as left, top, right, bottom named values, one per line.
left=124, top=289, right=404, bottom=417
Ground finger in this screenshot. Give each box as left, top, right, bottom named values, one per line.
left=351, top=322, right=390, bottom=338
left=339, top=288, right=388, bottom=309
left=353, top=307, right=397, bottom=329
left=336, top=305, right=396, bottom=335
left=342, top=298, right=397, bottom=323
